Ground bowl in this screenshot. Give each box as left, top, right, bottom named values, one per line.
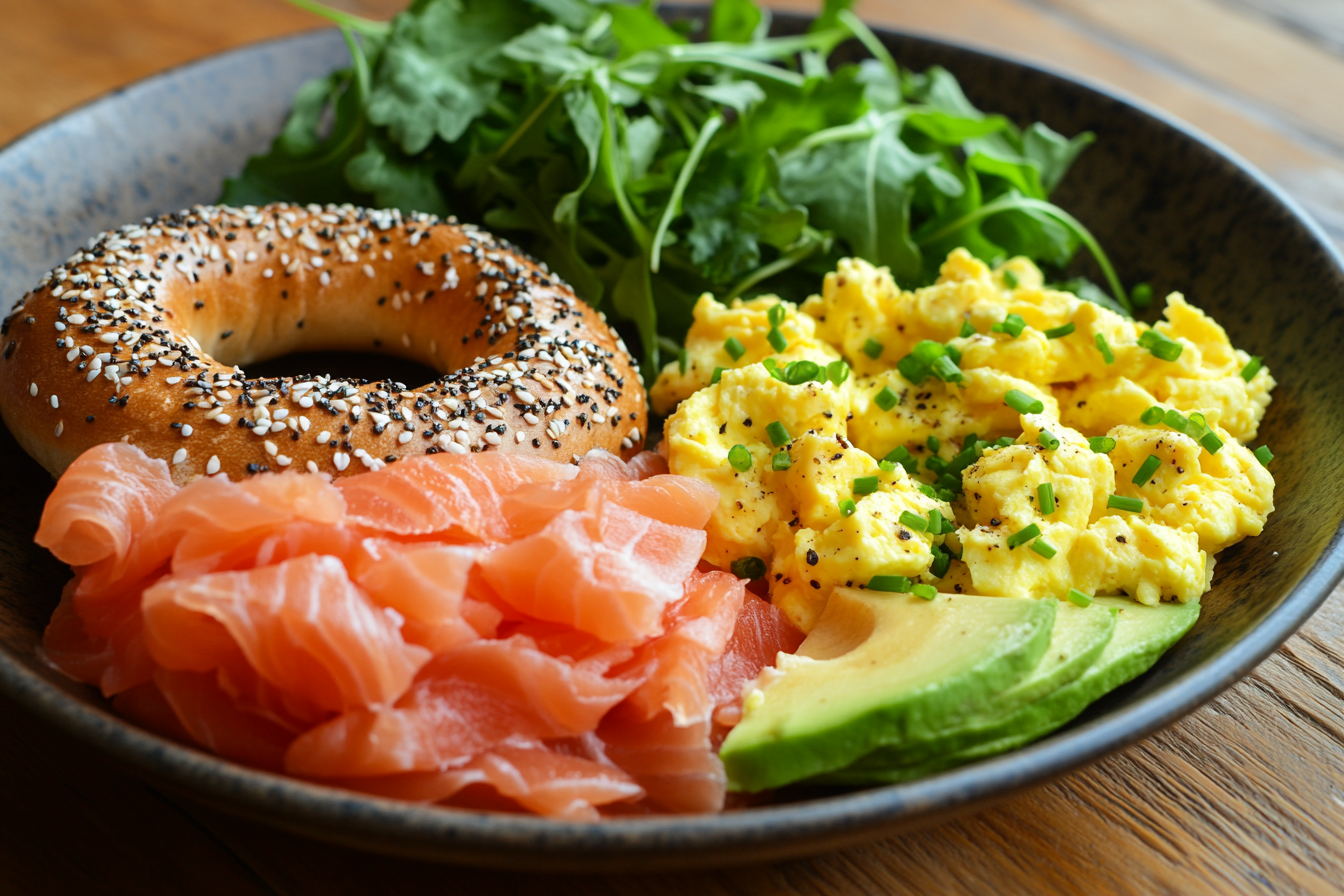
left=1, top=10, right=1342, bottom=872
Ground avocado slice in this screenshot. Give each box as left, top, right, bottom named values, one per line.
left=720, top=589, right=1056, bottom=793
left=829, top=599, right=1117, bottom=774
left=818, top=596, right=1201, bottom=785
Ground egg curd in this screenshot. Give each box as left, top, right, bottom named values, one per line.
left=654, top=250, right=1276, bottom=634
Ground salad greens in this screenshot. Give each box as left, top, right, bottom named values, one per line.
left=224, top=0, right=1132, bottom=381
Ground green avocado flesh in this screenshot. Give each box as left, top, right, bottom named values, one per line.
left=811, top=596, right=1201, bottom=786
left=719, top=590, right=1057, bottom=793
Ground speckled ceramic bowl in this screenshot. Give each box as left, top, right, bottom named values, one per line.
left=1, top=11, right=1341, bottom=872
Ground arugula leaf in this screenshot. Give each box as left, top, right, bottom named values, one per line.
left=711, top=0, right=765, bottom=43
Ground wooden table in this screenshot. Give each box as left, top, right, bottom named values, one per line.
left=3, top=1, right=1343, bottom=892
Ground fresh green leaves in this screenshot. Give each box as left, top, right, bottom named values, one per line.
left=229, top=0, right=1111, bottom=384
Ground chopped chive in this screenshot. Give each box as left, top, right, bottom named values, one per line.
left=943, top=342, right=962, bottom=365
left=1254, top=445, right=1274, bottom=466
left=1038, top=429, right=1061, bottom=450
left=1186, top=411, right=1209, bottom=438
left=1043, top=322, right=1076, bottom=339
left=912, top=583, right=938, bottom=600
left=1030, top=538, right=1057, bottom=559
left=1038, top=482, right=1056, bottom=515
left=862, top=337, right=883, bottom=359
left=1004, top=389, right=1045, bottom=415
left=853, top=475, right=880, bottom=495
left=767, top=303, right=786, bottom=327
left=731, top=556, right=767, bottom=580
left=959, top=319, right=976, bottom=338
left=1066, top=588, right=1093, bottom=608
left=772, top=451, right=792, bottom=471
left=1138, top=329, right=1183, bottom=362
left=711, top=366, right=726, bottom=385
left=879, top=460, right=896, bottom=472
left=936, top=488, right=957, bottom=502
left=839, top=498, right=857, bottom=517
left=1132, top=454, right=1162, bottom=487
left=767, top=328, right=788, bottom=352
left=1140, top=405, right=1165, bottom=425
left=936, top=473, right=962, bottom=494
left=931, top=354, right=964, bottom=383
left=1003, top=269, right=1020, bottom=289
left=728, top=444, right=752, bottom=472
left=868, top=574, right=911, bottom=593
left=929, top=509, right=944, bottom=534
left=761, top=358, right=783, bottom=380
left=1094, top=332, right=1115, bottom=364
left=1199, top=431, right=1224, bottom=454
left=926, top=456, right=948, bottom=474
left=678, top=348, right=688, bottom=375
left=899, top=510, right=930, bottom=532
left=1131, top=282, right=1153, bottom=308
left=1088, top=436, right=1117, bottom=454
left=1240, top=355, right=1263, bottom=382
left=884, top=446, right=912, bottom=465
left=782, top=360, right=821, bottom=385
left=766, top=421, right=790, bottom=447
left=994, top=436, right=1016, bottom=448
left=916, top=482, right=938, bottom=499
left=930, top=544, right=952, bottom=578
left=1006, top=523, right=1042, bottom=549
left=827, top=359, right=850, bottom=386
left=1163, top=409, right=1188, bottom=433
left=926, top=435, right=941, bottom=453
left=912, top=340, right=945, bottom=363
left=874, top=385, right=900, bottom=411
left=1107, top=494, right=1144, bottom=513
left=724, top=336, right=745, bottom=361
left=990, top=313, right=1026, bottom=338
left=896, top=354, right=929, bottom=383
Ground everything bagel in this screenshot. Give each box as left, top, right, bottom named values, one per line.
left=0, top=203, right=646, bottom=483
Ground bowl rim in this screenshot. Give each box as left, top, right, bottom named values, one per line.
left=1, top=14, right=1342, bottom=868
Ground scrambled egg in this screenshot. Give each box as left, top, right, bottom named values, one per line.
left=656, top=250, right=1276, bottom=631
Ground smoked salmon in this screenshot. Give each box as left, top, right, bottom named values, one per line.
left=38, top=444, right=797, bottom=817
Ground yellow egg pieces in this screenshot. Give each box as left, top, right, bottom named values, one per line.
left=655, top=250, right=1276, bottom=632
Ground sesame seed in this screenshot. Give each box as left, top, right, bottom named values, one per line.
left=444, top=440, right=469, bottom=455
left=276, top=455, right=292, bottom=467
left=181, top=424, right=193, bottom=437
left=363, top=264, right=375, bottom=278
left=398, top=431, right=413, bottom=444
left=99, top=333, right=120, bottom=344
left=50, top=394, right=59, bottom=408
left=172, top=448, right=187, bottom=465
left=263, top=269, right=273, bottom=278
left=515, top=431, right=526, bottom=443
left=306, top=460, right=319, bottom=474
left=54, top=421, right=63, bottom=437
left=29, top=383, right=37, bottom=397
left=333, top=452, right=350, bottom=471
left=206, top=455, right=221, bottom=475
left=524, top=413, right=540, bottom=425
left=264, top=440, right=278, bottom=456
left=166, top=376, right=181, bottom=384
left=483, top=432, right=502, bottom=446
left=214, top=413, right=232, bottom=425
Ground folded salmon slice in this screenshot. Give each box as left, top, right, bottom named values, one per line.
left=35, top=442, right=176, bottom=568
left=706, top=594, right=806, bottom=727
left=286, top=635, right=638, bottom=778
left=599, top=712, right=725, bottom=814
left=480, top=501, right=706, bottom=642
left=141, top=554, right=429, bottom=714
left=337, top=452, right=578, bottom=539
left=353, top=541, right=483, bottom=653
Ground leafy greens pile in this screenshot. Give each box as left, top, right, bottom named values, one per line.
left=223, top=0, right=1134, bottom=381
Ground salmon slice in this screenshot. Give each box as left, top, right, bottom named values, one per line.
left=354, top=541, right=481, bottom=653
left=141, top=554, right=429, bottom=714
left=621, top=569, right=745, bottom=726
left=35, top=442, right=176, bottom=568
left=461, top=745, right=643, bottom=820
left=504, top=475, right=720, bottom=538
left=285, top=635, right=638, bottom=778
left=706, top=594, right=806, bottom=727
left=627, top=451, right=670, bottom=480
left=337, top=452, right=577, bottom=540
left=480, top=502, right=706, bottom=642
left=111, top=679, right=193, bottom=745
left=155, top=669, right=295, bottom=771
left=599, top=713, right=725, bottom=814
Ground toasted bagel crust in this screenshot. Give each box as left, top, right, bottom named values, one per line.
left=0, top=203, right=645, bottom=483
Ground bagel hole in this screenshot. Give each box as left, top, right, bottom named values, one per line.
left=243, top=351, right=441, bottom=388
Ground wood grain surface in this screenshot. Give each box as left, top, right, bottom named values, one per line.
left=2, top=1, right=1343, bottom=893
